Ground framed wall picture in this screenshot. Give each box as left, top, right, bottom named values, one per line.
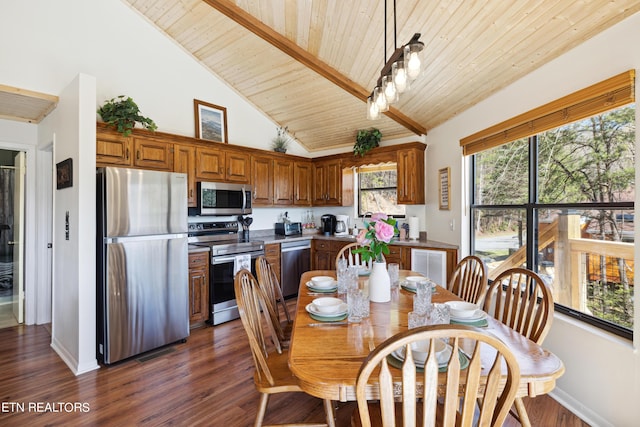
left=194, top=99, right=228, bottom=143
left=56, top=158, right=73, bottom=189
left=438, top=167, right=450, bottom=210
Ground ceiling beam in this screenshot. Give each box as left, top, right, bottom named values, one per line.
left=202, top=0, right=426, bottom=136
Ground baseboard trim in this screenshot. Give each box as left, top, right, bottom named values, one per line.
left=549, top=388, right=613, bottom=427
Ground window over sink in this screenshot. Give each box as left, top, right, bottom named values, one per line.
left=357, top=164, right=406, bottom=218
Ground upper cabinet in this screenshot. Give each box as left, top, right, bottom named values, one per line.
left=96, top=127, right=173, bottom=171
left=194, top=146, right=250, bottom=184
left=397, top=146, right=425, bottom=204
left=132, top=136, right=173, bottom=171
left=96, top=129, right=131, bottom=166
left=313, top=158, right=343, bottom=205
left=97, top=124, right=424, bottom=208
left=251, top=154, right=274, bottom=206
left=293, top=161, right=313, bottom=206
left=174, top=145, right=196, bottom=207
left=273, top=158, right=294, bottom=205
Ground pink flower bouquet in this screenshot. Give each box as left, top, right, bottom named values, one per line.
left=353, top=213, right=398, bottom=262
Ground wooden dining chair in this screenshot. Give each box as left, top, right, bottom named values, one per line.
left=353, top=324, right=521, bottom=427
left=234, top=269, right=335, bottom=427
left=255, top=255, right=293, bottom=353
left=483, top=267, right=554, bottom=427
left=335, top=242, right=372, bottom=270
left=447, top=255, right=488, bottom=305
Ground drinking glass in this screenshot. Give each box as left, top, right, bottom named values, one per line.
left=427, top=303, right=450, bottom=325
left=413, top=281, right=432, bottom=314
left=387, top=263, right=400, bottom=289
left=347, top=288, right=369, bottom=323
left=336, top=258, right=349, bottom=293
left=408, top=311, right=427, bottom=329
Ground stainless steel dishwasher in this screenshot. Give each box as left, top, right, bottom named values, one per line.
left=280, top=240, right=311, bottom=298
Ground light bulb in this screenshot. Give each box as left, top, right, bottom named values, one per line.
left=405, top=44, right=421, bottom=81
left=383, top=75, right=398, bottom=104
left=393, top=61, right=409, bottom=93
left=374, top=86, right=388, bottom=112
left=367, top=96, right=380, bottom=120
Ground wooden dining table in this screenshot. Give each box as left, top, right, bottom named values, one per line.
left=288, top=270, right=565, bottom=403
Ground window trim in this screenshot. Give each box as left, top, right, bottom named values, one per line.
left=460, top=70, right=635, bottom=156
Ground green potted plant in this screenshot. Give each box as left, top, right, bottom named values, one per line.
left=271, top=126, right=290, bottom=153
left=354, top=128, right=382, bottom=157
left=97, top=95, right=157, bottom=136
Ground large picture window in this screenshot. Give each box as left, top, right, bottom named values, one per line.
left=462, top=71, right=635, bottom=339
left=470, top=105, right=635, bottom=338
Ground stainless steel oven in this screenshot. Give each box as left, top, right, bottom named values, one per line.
left=208, top=240, right=264, bottom=325
left=188, top=220, right=264, bottom=325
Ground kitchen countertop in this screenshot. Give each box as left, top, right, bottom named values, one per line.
left=250, top=229, right=458, bottom=250
left=188, top=230, right=458, bottom=253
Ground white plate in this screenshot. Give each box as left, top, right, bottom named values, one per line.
left=306, top=280, right=337, bottom=290
left=305, top=303, right=347, bottom=318
left=393, top=342, right=452, bottom=367
left=400, top=278, right=436, bottom=291
left=449, top=310, right=487, bottom=322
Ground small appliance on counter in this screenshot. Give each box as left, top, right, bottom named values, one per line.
left=335, top=215, right=349, bottom=236
left=321, top=214, right=336, bottom=236
left=275, top=222, right=302, bottom=236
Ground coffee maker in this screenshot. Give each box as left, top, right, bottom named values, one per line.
left=335, top=215, right=349, bottom=236
left=321, top=214, right=336, bottom=236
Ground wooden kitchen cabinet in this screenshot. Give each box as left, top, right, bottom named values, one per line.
left=195, top=147, right=225, bottom=181
left=96, top=129, right=131, bottom=166
left=397, top=147, right=425, bottom=204
left=174, top=144, right=197, bottom=207
left=312, top=240, right=333, bottom=270
left=195, top=147, right=250, bottom=183
left=251, top=154, right=274, bottom=206
left=312, top=240, right=350, bottom=270
left=225, top=151, right=251, bottom=184
left=132, top=136, right=174, bottom=171
left=273, top=158, right=294, bottom=205
left=293, top=161, right=313, bottom=206
left=313, top=159, right=343, bottom=205
left=188, top=251, right=209, bottom=328
left=264, top=243, right=281, bottom=283
left=96, top=127, right=174, bottom=171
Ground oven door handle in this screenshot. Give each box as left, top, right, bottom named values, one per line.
left=212, top=256, right=237, bottom=264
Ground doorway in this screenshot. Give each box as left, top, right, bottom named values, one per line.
left=0, top=149, right=25, bottom=328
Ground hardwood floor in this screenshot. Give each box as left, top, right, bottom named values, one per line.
left=0, top=315, right=589, bottom=426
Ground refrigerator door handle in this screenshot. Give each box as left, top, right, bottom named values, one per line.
left=105, top=233, right=188, bottom=244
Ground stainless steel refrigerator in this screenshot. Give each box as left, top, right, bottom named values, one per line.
left=96, top=167, right=189, bottom=364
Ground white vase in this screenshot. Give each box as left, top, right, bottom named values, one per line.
left=368, top=261, right=391, bottom=303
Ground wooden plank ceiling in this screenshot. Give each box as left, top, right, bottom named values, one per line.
left=3, top=1, right=639, bottom=152
left=0, top=85, right=58, bottom=124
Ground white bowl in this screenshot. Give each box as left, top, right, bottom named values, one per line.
left=405, top=276, right=427, bottom=283
left=409, top=339, right=446, bottom=364
left=312, top=297, right=343, bottom=314
left=445, top=301, right=479, bottom=319
left=310, top=276, right=335, bottom=288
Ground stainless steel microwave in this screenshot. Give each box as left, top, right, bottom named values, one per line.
left=197, top=182, right=252, bottom=216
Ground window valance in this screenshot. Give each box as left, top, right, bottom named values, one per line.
left=460, top=70, right=635, bottom=156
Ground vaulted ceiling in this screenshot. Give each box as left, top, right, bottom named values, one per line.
left=3, top=1, right=639, bottom=153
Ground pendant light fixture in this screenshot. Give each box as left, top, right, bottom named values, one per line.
left=367, top=0, right=424, bottom=120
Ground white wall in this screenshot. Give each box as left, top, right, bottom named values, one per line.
left=424, top=12, right=640, bottom=426
left=40, top=74, right=99, bottom=375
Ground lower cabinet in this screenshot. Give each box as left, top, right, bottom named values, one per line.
left=265, top=243, right=281, bottom=283
left=188, top=252, right=209, bottom=328
left=312, top=239, right=350, bottom=270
